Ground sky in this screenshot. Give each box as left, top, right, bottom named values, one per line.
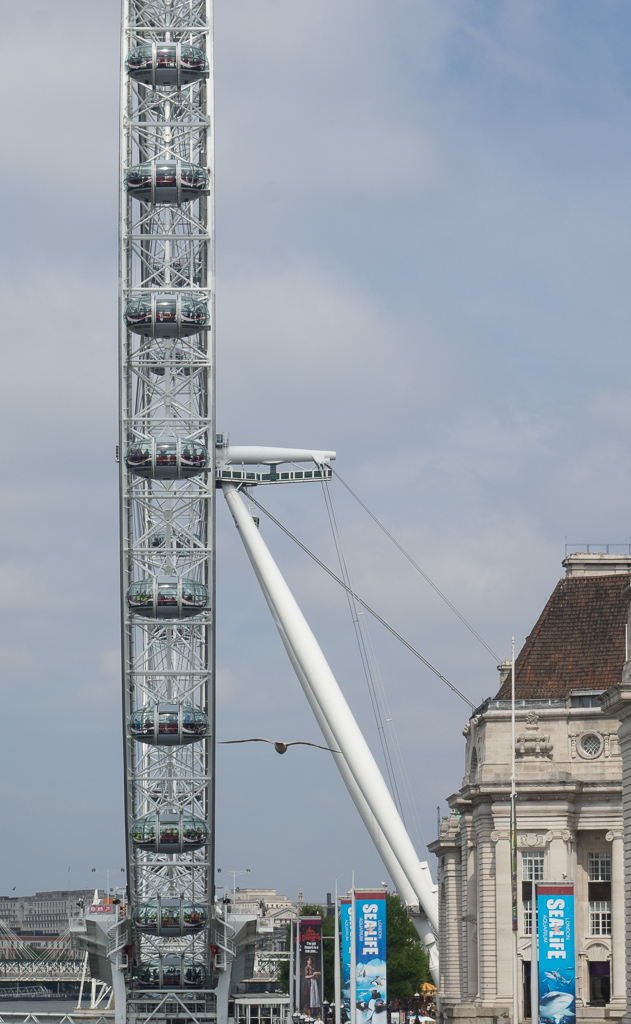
left=1, top=0, right=631, bottom=903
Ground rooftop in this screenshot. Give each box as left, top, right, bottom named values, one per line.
left=495, top=570, right=629, bottom=700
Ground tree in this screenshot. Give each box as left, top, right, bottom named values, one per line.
left=384, top=893, right=431, bottom=998
left=278, top=895, right=430, bottom=1003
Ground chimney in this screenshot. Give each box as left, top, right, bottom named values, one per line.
left=497, top=660, right=511, bottom=686
left=562, top=552, right=631, bottom=577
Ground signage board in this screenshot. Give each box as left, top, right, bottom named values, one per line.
left=536, top=883, right=575, bottom=1024
left=299, top=917, right=323, bottom=1016
left=340, top=898, right=352, bottom=1017
left=354, top=892, right=387, bottom=1024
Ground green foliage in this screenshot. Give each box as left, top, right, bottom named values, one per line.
left=384, top=893, right=431, bottom=998
left=277, top=895, right=430, bottom=1004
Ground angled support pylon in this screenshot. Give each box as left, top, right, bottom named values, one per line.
left=222, top=478, right=439, bottom=977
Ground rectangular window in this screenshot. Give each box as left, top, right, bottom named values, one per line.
left=523, top=899, right=533, bottom=935
left=589, top=901, right=612, bottom=936
left=588, top=853, right=611, bottom=882
left=522, top=852, right=545, bottom=881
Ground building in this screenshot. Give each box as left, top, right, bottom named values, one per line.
left=228, top=890, right=295, bottom=924
left=429, top=553, right=630, bottom=1022
left=0, top=890, right=99, bottom=940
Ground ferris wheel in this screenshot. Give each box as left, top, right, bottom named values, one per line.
left=119, top=1, right=216, bottom=1020
left=88, top=4, right=442, bottom=1024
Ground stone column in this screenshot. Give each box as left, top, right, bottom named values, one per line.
left=491, top=822, right=512, bottom=1002
left=474, top=802, right=498, bottom=1008
left=428, top=814, right=462, bottom=1015
left=600, top=676, right=631, bottom=1024
left=457, top=812, right=476, bottom=1002
left=440, top=836, right=462, bottom=1004
left=606, top=828, right=626, bottom=1010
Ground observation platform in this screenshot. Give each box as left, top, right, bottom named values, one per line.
left=215, top=443, right=336, bottom=486
left=216, top=465, right=332, bottom=486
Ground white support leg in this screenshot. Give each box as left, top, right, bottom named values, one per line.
left=223, top=483, right=439, bottom=936
left=257, top=568, right=439, bottom=981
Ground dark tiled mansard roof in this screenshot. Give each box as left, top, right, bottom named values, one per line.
left=495, top=574, right=628, bottom=700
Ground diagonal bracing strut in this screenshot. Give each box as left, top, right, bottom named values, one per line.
left=222, top=473, right=439, bottom=976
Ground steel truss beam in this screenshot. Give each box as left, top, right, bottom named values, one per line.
left=120, top=1, right=216, bottom=1021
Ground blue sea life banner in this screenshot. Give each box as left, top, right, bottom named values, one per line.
left=341, top=899, right=352, bottom=1016
left=537, top=884, right=575, bottom=1024
left=355, top=892, right=387, bottom=1024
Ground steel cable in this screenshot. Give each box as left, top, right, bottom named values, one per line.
left=242, top=491, right=475, bottom=709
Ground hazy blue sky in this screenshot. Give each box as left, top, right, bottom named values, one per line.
left=1, top=0, right=631, bottom=903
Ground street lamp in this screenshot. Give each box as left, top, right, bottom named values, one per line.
left=413, top=993, right=420, bottom=1024
left=216, top=867, right=251, bottom=903
left=91, top=867, right=125, bottom=898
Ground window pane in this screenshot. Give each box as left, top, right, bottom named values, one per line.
left=523, top=900, right=532, bottom=935
left=588, top=853, right=611, bottom=882
left=589, top=901, right=612, bottom=935
left=522, top=852, right=545, bottom=881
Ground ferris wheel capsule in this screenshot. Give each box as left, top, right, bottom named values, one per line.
left=124, top=294, right=210, bottom=338
left=128, top=702, right=210, bottom=746
left=133, top=898, right=207, bottom=936
left=127, top=576, right=209, bottom=618
left=124, top=160, right=209, bottom=204
left=125, top=42, right=209, bottom=87
left=125, top=438, right=210, bottom=479
left=130, top=811, right=209, bottom=852
left=133, top=956, right=208, bottom=990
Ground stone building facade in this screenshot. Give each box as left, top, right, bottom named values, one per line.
left=429, top=553, right=630, bottom=1023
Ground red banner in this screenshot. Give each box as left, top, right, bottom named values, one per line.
left=299, top=917, right=323, bottom=1015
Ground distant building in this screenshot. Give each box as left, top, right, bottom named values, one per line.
left=429, top=553, right=629, bottom=1022
left=0, top=889, right=99, bottom=941
left=229, top=889, right=295, bottom=923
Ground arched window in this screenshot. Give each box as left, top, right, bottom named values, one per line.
left=470, top=747, right=478, bottom=780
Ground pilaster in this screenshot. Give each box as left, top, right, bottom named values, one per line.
left=600, top=678, right=631, bottom=1024
left=606, top=828, right=626, bottom=1011
left=491, top=812, right=512, bottom=1001
left=473, top=802, right=497, bottom=1006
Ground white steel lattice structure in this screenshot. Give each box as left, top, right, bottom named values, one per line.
left=119, top=1, right=216, bottom=1022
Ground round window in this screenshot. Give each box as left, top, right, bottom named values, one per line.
left=579, top=733, right=603, bottom=758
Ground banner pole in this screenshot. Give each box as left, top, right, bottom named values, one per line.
left=511, top=636, right=519, bottom=1024
left=289, top=918, right=295, bottom=1016
left=530, top=889, right=538, bottom=1024
left=334, top=880, right=341, bottom=1024
left=296, top=903, right=301, bottom=1016
left=350, top=874, right=356, bottom=1024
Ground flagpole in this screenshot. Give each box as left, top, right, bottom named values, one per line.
left=334, top=880, right=341, bottom=1024
left=530, top=890, right=539, bottom=1024
left=511, top=637, right=519, bottom=1024
left=350, top=874, right=356, bottom=1024
left=289, top=916, right=295, bottom=1015
left=297, top=889, right=302, bottom=1015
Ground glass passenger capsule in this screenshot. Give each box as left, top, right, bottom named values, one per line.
left=124, top=160, right=209, bottom=203
left=133, top=899, right=207, bottom=936
left=124, top=295, right=209, bottom=337
left=127, top=577, right=209, bottom=619
left=125, top=438, right=210, bottom=479
left=130, top=811, right=208, bottom=853
left=133, top=956, right=208, bottom=990
left=128, top=703, right=209, bottom=746
left=126, top=43, right=209, bottom=87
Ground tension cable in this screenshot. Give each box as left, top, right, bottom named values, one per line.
left=244, top=491, right=475, bottom=710
left=331, top=469, right=503, bottom=663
